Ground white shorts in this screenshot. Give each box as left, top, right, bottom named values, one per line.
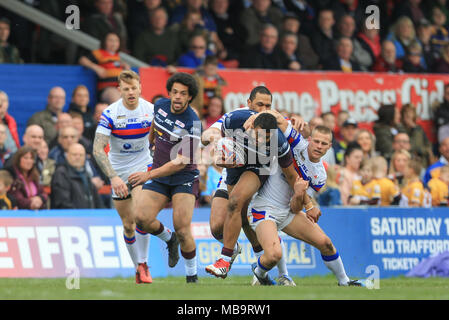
left=112, top=163, right=152, bottom=199
left=216, top=168, right=228, bottom=192
left=247, top=195, right=295, bottom=231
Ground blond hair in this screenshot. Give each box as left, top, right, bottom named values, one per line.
left=388, top=149, right=411, bottom=176
left=118, top=70, right=140, bottom=85
left=371, top=156, right=388, bottom=178
left=0, top=170, right=13, bottom=187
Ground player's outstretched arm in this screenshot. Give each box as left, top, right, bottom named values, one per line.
left=201, top=127, right=221, bottom=146
left=93, top=132, right=129, bottom=198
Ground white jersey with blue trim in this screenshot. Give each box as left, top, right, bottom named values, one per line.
left=255, top=122, right=327, bottom=209
left=96, top=98, right=154, bottom=175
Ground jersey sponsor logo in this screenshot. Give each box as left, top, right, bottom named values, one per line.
left=127, top=118, right=139, bottom=123
left=175, top=120, right=185, bottom=128
left=115, top=121, right=127, bottom=128
left=165, top=118, right=174, bottom=126
left=158, top=109, right=168, bottom=117
left=123, top=143, right=132, bottom=150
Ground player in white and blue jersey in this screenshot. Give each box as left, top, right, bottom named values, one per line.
left=248, top=110, right=364, bottom=286
left=93, top=70, right=179, bottom=284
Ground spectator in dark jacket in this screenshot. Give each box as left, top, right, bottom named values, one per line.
left=373, top=104, right=401, bottom=161
left=323, top=37, right=362, bottom=72
left=371, top=40, right=404, bottom=72
left=239, top=24, right=287, bottom=69
left=51, top=143, right=104, bottom=209
left=310, top=8, right=337, bottom=66
left=402, top=40, right=427, bottom=73
left=68, top=85, right=96, bottom=142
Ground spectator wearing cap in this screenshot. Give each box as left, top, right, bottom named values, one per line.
left=333, top=118, right=358, bottom=165
left=373, top=104, right=401, bottom=161
left=0, top=17, right=23, bottom=64
left=372, top=40, right=404, bottom=72
left=402, top=40, right=427, bottom=73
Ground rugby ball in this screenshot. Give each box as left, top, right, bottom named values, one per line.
left=216, top=137, right=246, bottom=167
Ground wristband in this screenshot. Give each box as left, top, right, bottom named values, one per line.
left=305, top=206, right=315, bottom=212
left=283, top=121, right=293, bottom=138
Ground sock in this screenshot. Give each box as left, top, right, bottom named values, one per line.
left=182, top=249, right=197, bottom=276
left=220, top=247, right=234, bottom=263
left=151, top=222, right=172, bottom=242
left=322, top=252, right=350, bottom=285
left=233, top=242, right=240, bottom=254
left=124, top=234, right=138, bottom=269
left=135, top=226, right=150, bottom=264
left=255, top=256, right=269, bottom=278
left=277, top=238, right=288, bottom=277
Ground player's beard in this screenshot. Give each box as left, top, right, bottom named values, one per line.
left=171, top=100, right=188, bottom=113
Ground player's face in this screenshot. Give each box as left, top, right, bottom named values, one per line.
left=248, top=93, right=272, bottom=112
left=119, top=79, right=141, bottom=108
left=169, top=82, right=191, bottom=114
left=308, top=131, right=331, bottom=161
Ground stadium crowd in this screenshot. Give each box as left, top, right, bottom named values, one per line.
left=0, top=0, right=449, bottom=210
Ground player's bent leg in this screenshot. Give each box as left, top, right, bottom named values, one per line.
left=209, top=195, right=228, bottom=242
left=251, top=220, right=279, bottom=285
left=282, top=212, right=360, bottom=286
left=172, top=192, right=198, bottom=283
left=134, top=189, right=168, bottom=234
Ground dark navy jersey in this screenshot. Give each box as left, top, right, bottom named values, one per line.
left=152, top=98, right=201, bottom=185
left=221, top=109, right=292, bottom=168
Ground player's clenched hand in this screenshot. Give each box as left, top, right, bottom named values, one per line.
left=290, top=114, right=306, bottom=132
left=128, top=171, right=151, bottom=187
left=306, top=207, right=321, bottom=223
left=111, top=176, right=129, bottom=198
left=293, top=176, right=308, bottom=196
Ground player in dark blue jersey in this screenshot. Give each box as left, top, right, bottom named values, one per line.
left=129, top=73, right=202, bottom=283
left=205, top=88, right=307, bottom=282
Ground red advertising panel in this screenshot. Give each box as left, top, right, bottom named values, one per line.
left=140, top=67, right=449, bottom=142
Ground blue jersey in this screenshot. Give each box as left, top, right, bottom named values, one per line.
left=152, top=98, right=202, bottom=185
left=221, top=109, right=292, bottom=168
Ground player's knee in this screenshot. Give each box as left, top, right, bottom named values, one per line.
left=264, top=244, right=282, bottom=265
left=174, top=226, right=193, bottom=245
left=209, top=217, right=224, bottom=240
left=122, top=222, right=135, bottom=236
left=227, top=194, right=242, bottom=214
left=318, top=236, right=334, bottom=255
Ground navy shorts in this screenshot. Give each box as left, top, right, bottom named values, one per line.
left=142, top=179, right=199, bottom=200
left=225, top=165, right=269, bottom=187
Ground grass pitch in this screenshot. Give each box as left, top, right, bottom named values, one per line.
left=1, top=275, right=449, bottom=300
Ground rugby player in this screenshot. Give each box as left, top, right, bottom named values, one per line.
left=129, top=73, right=202, bottom=283
left=247, top=110, right=364, bottom=286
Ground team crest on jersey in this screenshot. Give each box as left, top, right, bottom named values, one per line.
left=158, top=109, right=168, bottom=117
left=141, top=120, right=151, bottom=128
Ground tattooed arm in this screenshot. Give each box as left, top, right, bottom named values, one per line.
left=93, top=132, right=129, bottom=198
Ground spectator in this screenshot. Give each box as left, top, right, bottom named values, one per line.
left=432, top=43, right=449, bottom=73
left=433, top=83, right=449, bottom=138
left=83, top=0, right=128, bottom=51
left=99, top=87, right=121, bottom=105
left=21, top=125, right=45, bottom=153
left=402, top=40, right=427, bottom=73
left=317, top=164, right=342, bottom=206
left=400, top=159, right=430, bottom=207
left=387, top=16, right=418, bottom=60
left=373, top=104, right=401, bottom=161
left=333, top=118, right=358, bottom=165
left=280, top=32, right=302, bottom=71
left=93, top=102, right=109, bottom=125
left=392, top=132, right=412, bottom=154
left=0, top=90, right=20, bottom=152
left=279, top=1, right=315, bottom=35
left=370, top=156, right=401, bottom=206
left=336, top=14, right=372, bottom=71
left=388, top=149, right=411, bottom=188
left=0, top=124, right=13, bottom=168
left=239, top=24, right=286, bottom=69
left=202, top=96, right=225, bottom=129
left=280, top=13, right=319, bottom=70
left=68, top=85, right=96, bottom=142
left=330, top=0, right=366, bottom=28
left=334, top=109, right=349, bottom=142
left=338, top=142, right=364, bottom=205
left=36, top=140, right=55, bottom=199
left=48, top=112, right=73, bottom=150
left=320, top=111, right=337, bottom=165
left=371, top=40, right=404, bottom=72
left=51, top=143, right=104, bottom=209
left=127, top=0, right=162, bottom=46
left=191, top=55, right=227, bottom=114
left=49, top=126, right=78, bottom=165
left=133, top=6, right=181, bottom=67
left=0, top=17, right=23, bottom=64
left=423, top=136, right=449, bottom=185
left=209, top=0, right=247, bottom=62
left=0, top=170, right=16, bottom=210
left=398, top=103, right=432, bottom=167
left=392, top=0, right=425, bottom=27
left=7, top=146, right=47, bottom=210
left=177, top=34, right=219, bottom=68
left=310, top=8, right=336, bottom=66
left=170, top=0, right=218, bottom=33
left=323, top=37, right=362, bottom=72
left=416, top=18, right=436, bottom=69
left=70, top=112, right=94, bottom=156
left=309, top=116, right=324, bottom=130
left=239, top=0, right=284, bottom=47
left=427, top=165, right=449, bottom=206
left=430, top=6, right=449, bottom=58
left=27, top=86, right=66, bottom=145
left=355, top=129, right=377, bottom=160
left=175, top=10, right=211, bottom=54
left=79, top=32, right=130, bottom=97
left=356, top=18, right=382, bottom=67
left=348, top=158, right=376, bottom=205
